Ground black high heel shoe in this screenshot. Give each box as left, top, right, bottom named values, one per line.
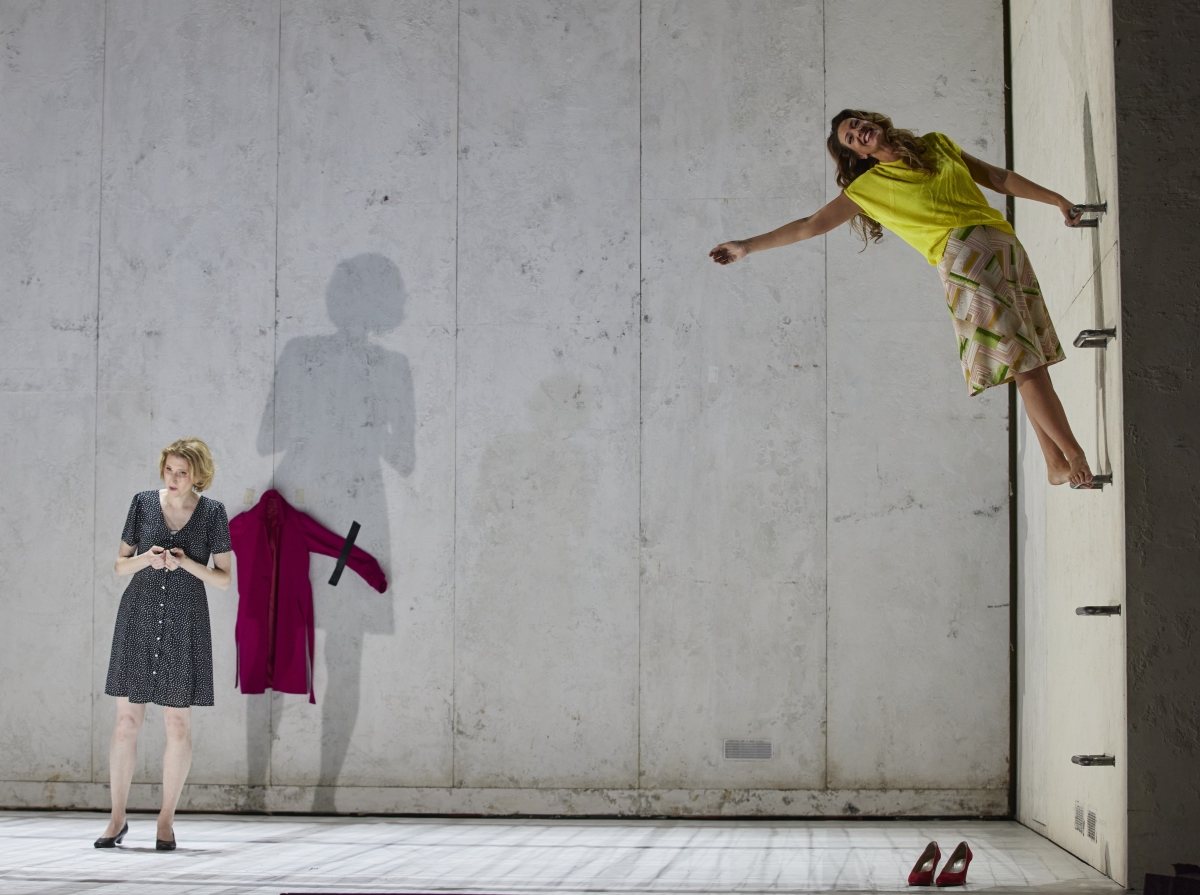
left=94, top=820, right=128, bottom=848
left=156, top=833, right=176, bottom=851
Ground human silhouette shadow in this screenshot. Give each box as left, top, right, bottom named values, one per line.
left=251, top=253, right=415, bottom=812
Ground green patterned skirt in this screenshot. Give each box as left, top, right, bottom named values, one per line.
left=938, top=224, right=1065, bottom=396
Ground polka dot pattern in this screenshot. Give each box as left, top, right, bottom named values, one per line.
left=104, top=490, right=231, bottom=708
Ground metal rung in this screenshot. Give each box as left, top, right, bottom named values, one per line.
left=1071, top=473, right=1113, bottom=490
left=1072, top=754, right=1116, bottom=767
left=1071, top=202, right=1107, bottom=228
left=1076, top=605, right=1122, bottom=616
left=1073, top=328, right=1116, bottom=348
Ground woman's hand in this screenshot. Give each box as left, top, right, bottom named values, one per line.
left=1059, top=197, right=1085, bottom=227
left=146, top=546, right=168, bottom=570
left=709, top=241, right=749, bottom=265
left=164, top=547, right=186, bottom=572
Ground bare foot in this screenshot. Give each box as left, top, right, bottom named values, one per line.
left=101, top=815, right=126, bottom=838
left=1047, top=455, right=1072, bottom=485
left=156, top=820, right=174, bottom=842
left=1066, top=454, right=1093, bottom=488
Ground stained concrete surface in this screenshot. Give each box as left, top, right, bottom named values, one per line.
left=1011, top=0, right=1127, bottom=883
left=824, top=0, right=1010, bottom=792
left=1, top=0, right=1012, bottom=816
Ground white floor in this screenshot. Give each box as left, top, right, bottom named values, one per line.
left=0, top=812, right=1123, bottom=895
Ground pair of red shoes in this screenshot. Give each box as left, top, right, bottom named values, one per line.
left=908, top=841, right=973, bottom=887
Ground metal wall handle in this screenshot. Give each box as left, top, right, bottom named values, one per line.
left=1076, top=605, right=1122, bottom=616
left=1071, top=202, right=1108, bottom=228
left=1073, top=328, right=1116, bottom=348
left=1072, top=754, right=1116, bottom=767
left=1070, top=473, right=1113, bottom=491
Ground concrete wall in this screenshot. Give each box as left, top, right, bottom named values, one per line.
left=1012, top=0, right=1123, bottom=878
left=1012, top=0, right=1127, bottom=882
left=0, top=0, right=1010, bottom=816
left=1015, top=0, right=1200, bottom=886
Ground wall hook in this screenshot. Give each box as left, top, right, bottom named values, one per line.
left=1072, top=754, right=1116, bottom=767
left=1073, top=328, right=1117, bottom=348
left=1070, top=473, right=1113, bottom=490
left=1071, top=202, right=1108, bottom=228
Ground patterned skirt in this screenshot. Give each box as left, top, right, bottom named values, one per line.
left=938, top=224, right=1064, bottom=395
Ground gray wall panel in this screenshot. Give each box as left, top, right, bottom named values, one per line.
left=454, top=323, right=640, bottom=788
left=270, top=1, right=459, bottom=799
left=92, top=0, right=278, bottom=785
left=0, top=0, right=103, bottom=784
left=457, top=0, right=640, bottom=326
left=640, top=0, right=828, bottom=790
left=824, top=0, right=1010, bottom=790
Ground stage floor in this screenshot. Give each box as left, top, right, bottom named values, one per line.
left=0, top=812, right=1123, bottom=895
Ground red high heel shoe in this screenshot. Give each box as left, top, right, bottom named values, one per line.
left=908, top=841, right=941, bottom=886
left=935, top=841, right=972, bottom=887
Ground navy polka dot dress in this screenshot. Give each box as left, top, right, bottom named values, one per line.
left=104, top=491, right=231, bottom=708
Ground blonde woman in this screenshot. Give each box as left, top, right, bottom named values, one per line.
left=96, top=438, right=232, bottom=851
left=710, top=109, right=1093, bottom=488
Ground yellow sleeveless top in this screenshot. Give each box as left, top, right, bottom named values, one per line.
left=843, top=132, right=1013, bottom=264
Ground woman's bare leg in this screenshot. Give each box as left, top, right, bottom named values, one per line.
left=1014, top=365, right=1093, bottom=486
left=103, top=698, right=145, bottom=837
left=158, top=707, right=192, bottom=841
left=1027, top=411, right=1071, bottom=482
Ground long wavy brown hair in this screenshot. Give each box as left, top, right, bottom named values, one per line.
left=826, top=109, right=937, bottom=248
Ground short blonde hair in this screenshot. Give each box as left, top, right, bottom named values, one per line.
left=159, top=437, right=216, bottom=492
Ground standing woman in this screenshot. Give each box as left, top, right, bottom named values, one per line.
left=95, top=437, right=231, bottom=850
left=710, top=109, right=1093, bottom=487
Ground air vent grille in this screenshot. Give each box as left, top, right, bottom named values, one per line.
left=1074, top=803, right=1085, bottom=833
left=1087, top=810, right=1097, bottom=841
left=724, top=739, right=772, bottom=760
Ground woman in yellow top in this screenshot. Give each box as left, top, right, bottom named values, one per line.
left=710, top=109, right=1093, bottom=488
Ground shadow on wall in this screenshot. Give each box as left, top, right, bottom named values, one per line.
left=250, top=253, right=415, bottom=811
left=1082, top=95, right=1111, bottom=477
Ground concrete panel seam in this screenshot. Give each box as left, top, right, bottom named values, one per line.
left=90, top=0, right=109, bottom=787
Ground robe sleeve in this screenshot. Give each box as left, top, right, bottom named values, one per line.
left=298, top=511, right=389, bottom=594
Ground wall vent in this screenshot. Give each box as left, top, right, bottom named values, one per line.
left=1074, top=802, right=1085, bottom=833
left=724, top=739, right=772, bottom=760
left=1087, top=810, right=1097, bottom=841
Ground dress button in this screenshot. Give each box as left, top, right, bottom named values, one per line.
left=152, top=671, right=157, bottom=675
left=162, top=585, right=166, bottom=591
left=160, top=603, right=164, bottom=607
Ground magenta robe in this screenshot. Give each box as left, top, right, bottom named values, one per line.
left=228, top=490, right=387, bottom=703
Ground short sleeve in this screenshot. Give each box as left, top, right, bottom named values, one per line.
left=121, top=493, right=142, bottom=548
left=207, top=500, right=232, bottom=555
left=929, top=132, right=961, bottom=157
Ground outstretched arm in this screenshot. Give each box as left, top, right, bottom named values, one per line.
left=960, top=151, right=1083, bottom=227
left=709, top=193, right=861, bottom=265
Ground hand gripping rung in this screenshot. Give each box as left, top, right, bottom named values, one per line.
left=1070, top=202, right=1107, bottom=228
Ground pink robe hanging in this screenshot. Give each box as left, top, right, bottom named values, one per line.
left=228, top=490, right=387, bottom=703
